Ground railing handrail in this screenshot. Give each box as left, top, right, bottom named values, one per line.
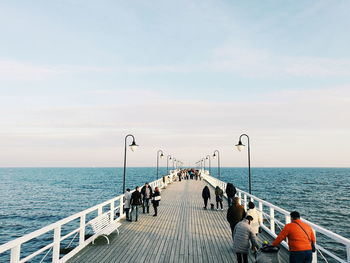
left=203, top=174, right=350, bottom=263
left=0, top=170, right=178, bottom=262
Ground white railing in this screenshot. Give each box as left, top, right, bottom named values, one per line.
left=203, top=174, right=350, bottom=263
left=0, top=171, right=178, bottom=263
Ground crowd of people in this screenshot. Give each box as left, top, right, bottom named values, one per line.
left=202, top=182, right=315, bottom=263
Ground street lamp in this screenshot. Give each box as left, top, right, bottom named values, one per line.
left=173, top=158, right=177, bottom=170
left=167, top=155, right=172, bottom=174
left=236, top=134, right=252, bottom=194
left=206, top=155, right=211, bottom=175
left=122, top=134, right=138, bottom=193
left=213, top=150, right=221, bottom=178
left=202, top=158, right=206, bottom=172
left=156, top=149, right=164, bottom=180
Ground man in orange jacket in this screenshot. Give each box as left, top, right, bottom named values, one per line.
left=272, top=211, right=316, bottom=263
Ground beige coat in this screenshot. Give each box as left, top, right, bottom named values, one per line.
left=246, top=208, right=262, bottom=234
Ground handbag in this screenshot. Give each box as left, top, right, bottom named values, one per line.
left=293, top=221, right=316, bottom=253
left=153, top=196, right=161, bottom=201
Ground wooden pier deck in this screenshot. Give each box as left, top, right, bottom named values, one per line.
left=68, top=179, right=288, bottom=263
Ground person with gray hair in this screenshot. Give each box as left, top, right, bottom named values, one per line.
left=233, top=215, right=259, bottom=263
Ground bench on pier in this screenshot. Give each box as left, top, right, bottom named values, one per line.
left=88, top=213, right=121, bottom=245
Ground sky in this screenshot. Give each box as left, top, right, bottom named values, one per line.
left=0, top=0, right=350, bottom=167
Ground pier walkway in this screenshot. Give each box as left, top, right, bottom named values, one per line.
left=69, top=179, right=287, bottom=263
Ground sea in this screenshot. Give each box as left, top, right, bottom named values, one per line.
left=0, top=167, right=349, bottom=262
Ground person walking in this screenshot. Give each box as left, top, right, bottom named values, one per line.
left=152, top=187, right=161, bottom=217
left=215, top=186, right=224, bottom=210
left=130, top=186, right=142, bottom=222
left=124, top=188, right=132, bottom=221
left=233, top=215, right=259, bottom=263
left=202, top=186, right=211, bottom=209
left=246, top=201, right=262, bottom=235
left=141, top=182, right=153, bottom=214
left=272, top=211, right=316, bottom=263
left=225, top=183, right=236, bottom=207
left=227, top=197, right=246, bottom=239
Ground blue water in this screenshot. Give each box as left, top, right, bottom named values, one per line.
left=0, top=167, right=349, bottom=262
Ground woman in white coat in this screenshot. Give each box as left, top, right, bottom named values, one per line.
left=246, top=201, right=262, bottom=235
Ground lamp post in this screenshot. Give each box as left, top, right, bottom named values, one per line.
left=167, top=155, right=172, bottom=174
left=156, top=150, right=164, bottom=180
left=236, top=134, right=252, bottom=194
left=202, top=158, right=206, bottom=173
left=206, top=155, right=211, bottom=175
left=213, top=150, right=221, bottom=178
left=173, top=158, right=177, bottom=171
left=122, top=134, right=138, bottom=194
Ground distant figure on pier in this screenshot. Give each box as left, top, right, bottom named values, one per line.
left=233, top=215, right=259, bottom=263
left=130, top=186, right=142, bottom=222
left=272, top=211, right=316, bottom=263
left=227, top=197, right=246, bottom=239
left=152, top=186, right=161, bottom=217
left=201, top=186, right=211, bottom=209
left=215, top=186, right=224, bottom=210
left=225, top=183, right=237, bottom=207
left=177, top=171, right=182, bottom=181
left=141, top=182, right=153, bottom=214
left=246, top=202, right=262, bottom=235
left=124, top=188, right=131, bottom=221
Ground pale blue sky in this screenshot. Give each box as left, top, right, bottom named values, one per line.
left=1, top=1, right=349, bottom=167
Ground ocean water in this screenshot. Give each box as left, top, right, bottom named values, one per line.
left=0, top=167, right=349, bottom=262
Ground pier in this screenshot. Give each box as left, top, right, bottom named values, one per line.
left=68, top=178, right=287, bottom=263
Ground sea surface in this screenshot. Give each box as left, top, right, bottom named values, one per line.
left=0, top=167, right=349, bottom=262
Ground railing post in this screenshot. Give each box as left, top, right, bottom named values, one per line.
left=98, top=206, right=102, bottom=216
left=52, top=226, right=61, bottom=262
left=110, top=201, right=115, bottom=222
left=258, top=201, right=263, bottom=226
left=347, top=245, right=350, bottom=263
left=270, top=207, right=275, bottom=234
left=79, top=214, right=86, bottom=246
left=10, top=245, right=20, bottom=263
left=312, top=229, right=317, bottom=263
left=238, top=192, right=242, bottom=205
left=285, top=214, right=291, bottom=224
left=244, top=194, right=247, bottom=211
left=119, top=197, right=124, bottom=217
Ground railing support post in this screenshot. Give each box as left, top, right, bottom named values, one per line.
left=10, top=245, right=20, bottom=263
left=238, top=192, right=242, bottom=205
left=110, top=201, right=115, bottom=222
left=270, top=207, right=275, bottom=234
left=347, top=245, right=350, bottom=263
left=79, top=214, right=86, bottom=246
left=119, top=197, right=124, bottom=217
left=312, top=229, right=317, bottom=263
left=258, top=201, right=263, bottom=227
left=244, top=194, right=247, bottom=211
left=52, top=226, right=61, bottom=262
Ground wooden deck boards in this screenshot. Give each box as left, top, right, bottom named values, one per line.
left=68, top=179, right=288, bottom=263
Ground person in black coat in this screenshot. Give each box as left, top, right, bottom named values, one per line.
left=141, top=183, right=153, bottom=214
left=226, top=183, right=237, bottom=207
left=152, top=187, right=161, bottom=217
left=202, top=186, right=211, bottom=209
left=130, top=186, right=142, bottom=222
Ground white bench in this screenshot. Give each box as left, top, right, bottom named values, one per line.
left=88, top=213, right=121, bottom=244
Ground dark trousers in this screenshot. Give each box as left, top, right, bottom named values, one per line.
left=203, top=198, right=209, bottom=208
left=227, top=196, right=234, bottom=207
left=153, top=205, right=158, bottom=215
left=125, top=208, right=130, bottom=219
left=216, top=201, right=223, bottom=209
left=230, top=222, right=238, bottom=241
left=236, top=253, right=248, bottom=263
left=290, top=250, right=312, bottom=263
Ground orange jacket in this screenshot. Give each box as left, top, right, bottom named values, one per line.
left=272, top=219, right=316, bottom=251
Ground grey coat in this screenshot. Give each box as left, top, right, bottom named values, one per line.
left=233, top=219, right=259, bottom=253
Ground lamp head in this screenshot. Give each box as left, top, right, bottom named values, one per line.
left=129, top=140, right=139, bottom=152
left=160, top=152, right=164, bottom=158
left=213, top=153, right=216, bottom=159
left=235, top=140, right=245, bottom=152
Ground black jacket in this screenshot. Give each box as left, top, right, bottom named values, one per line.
left=130, top=190, right=142, bottom=206
left=225, top=183, right=236, bottom=198
left=141, top=185, right=153, bottom=200
left=202, top=186, right=211, bottom=199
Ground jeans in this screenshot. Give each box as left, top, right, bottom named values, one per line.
left=130, top=205, right=139, bottom=221
left=236, top=253, right=248, bottom=263
left=203, top=198, right=209, bottom=208
left=216, top=201, right=223, bottom=209
left=230, top=222, right=238, bottom=241
left=290, top=250, right=312, bottom=263
left=143, top=199, right=150, bottom=213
